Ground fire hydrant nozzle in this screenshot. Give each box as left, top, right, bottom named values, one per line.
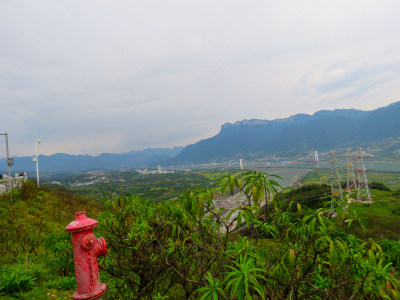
left=66, top=211, right=107, bottom=300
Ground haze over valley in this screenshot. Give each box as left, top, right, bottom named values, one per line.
left=2, top=101, right=400, bottom=173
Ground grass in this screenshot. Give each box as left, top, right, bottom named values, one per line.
left=199, top=170, right=242, bottom=181
left=298, top=169, right=400, bottom=240
left=0, top=288, right=71, bottom=300
left=366, top=172, right=400, bottom=190
left=301, top=169, right=400, bottom=190
left=347, top=189, right=400, bottom=240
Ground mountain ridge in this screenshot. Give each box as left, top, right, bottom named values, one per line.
left=2, top=102, right=399, bottom=172
left=168, top=101, right=400, bottom=164
left=0, top=147, right=183, bottom=173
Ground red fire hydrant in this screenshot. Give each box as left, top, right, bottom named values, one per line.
left=66, top=211, right=107, bottom=300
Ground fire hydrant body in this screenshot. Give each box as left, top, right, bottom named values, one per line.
left=66, top=211, right=107, bottom=300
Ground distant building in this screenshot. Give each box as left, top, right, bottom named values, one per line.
left=137, top=166, right=174, bottom=175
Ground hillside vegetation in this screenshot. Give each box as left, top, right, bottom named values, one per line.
left=46, top=170, right=223, bottom=202
left=1, top=172, right=400, bottom=299
left=0, top=182, right=102, bottom=299
left=301, top=169, right=400, bottom=190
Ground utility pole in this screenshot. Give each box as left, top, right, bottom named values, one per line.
left=314, top=151, right=319, bottom=168
left=34, top=138, right=41, bottom=187
left=4, top=134, right=11, bottom=181
left=1, top=133, right=13, bottom=200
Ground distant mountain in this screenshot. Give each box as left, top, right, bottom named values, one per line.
left=167, top=101, right=400, bottom=164
left=0, top=147, right=183, bottom=173
left=3, top=102, right=400, bottom=173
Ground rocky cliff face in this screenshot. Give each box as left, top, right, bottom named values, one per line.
left=168, top=101, right=400, bottom=164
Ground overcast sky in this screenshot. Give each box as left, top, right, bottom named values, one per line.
left=1, top=0, right=400, bottom=157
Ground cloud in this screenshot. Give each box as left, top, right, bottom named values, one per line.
left=0, top=0, right=400, bottom=156
left=301, top=62, right=400, bottom=100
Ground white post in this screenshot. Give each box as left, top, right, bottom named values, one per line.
left=1, top=133, right=12, bottom=200
left=34, top=138, right=41, bottom=187
left=314, top=151, right=319, bottom=168
left=5, top=134, right=11, bottom=180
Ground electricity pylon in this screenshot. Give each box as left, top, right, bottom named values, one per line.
left=356, top=147, right=373, bottom=203
left=345, top=148, right=357, bottom=191
left=329, top=150, right=343, bottom=200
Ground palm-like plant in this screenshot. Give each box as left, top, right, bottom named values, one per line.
left=196, top=272, right=227, bottom=300
left=241, top=171, right=281, bottom=206
left=224, top=255, right=266, bottom=300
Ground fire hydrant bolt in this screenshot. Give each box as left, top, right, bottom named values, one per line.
left=66, top=211, right=107, bottom=300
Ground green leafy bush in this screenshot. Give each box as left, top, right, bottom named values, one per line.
left=45, top=276, right=76, bottom=291
left=393, top=189, right=400, bottom=197
left=0, top=270, right=36, bottom=295
left=2, top=174, right=400, bottom=299
left=277, top=183, right=331, bottom=210
left=370, top=181, right=391, bottom=191
left=44, top=232, right=74, bottom=276
left=0, top=180, right=102, bottom=298
left=0, top=259, right=49, bottom=295
left=100, top=171, right=400, bottom=299
left=379, top=239, right=400, bottom=272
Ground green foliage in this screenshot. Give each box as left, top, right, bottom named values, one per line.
left=379, top=239, right=400, bottom=272
left=64, top=170, right=218, bottom=203
left=0, top=181, right=101, bottom=261
left=224, top=255, right=266, bottom=300
left=100, top=171, right=400, bottom=299
left=278, top=183, right=331, bottom=210
left=0, top=258, right=49, bottom=296
left=393, top=189, right=400, bottom=197
left=45, top=276, right=76, bottom=291
left=345, top=189, right=400, bottom=240
left=2, top=172, right=400, bottom=299
left=0, top=269, right=36, bottom=295
left=44, top=232, right=74, bottom=276
left=370, top=181, right=391, bottom=191
left=99, top=194, right=227, bottom=298
left=302, top=169, right=400, bottom=190
left=196, top=273, right=226, bottom=300
left=0, top=180, right=102, bottom=298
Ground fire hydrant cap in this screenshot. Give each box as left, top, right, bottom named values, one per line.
left=66, top=211, right=98, bottom=233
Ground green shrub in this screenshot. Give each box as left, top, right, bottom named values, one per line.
left=100, top=171, right=400, bottom=299
left=0, top=259, right=49, bottom=295
left=278, top=183, right=331, bottom=210
left=370, top=181, right=391, bottom=191
left=45, top=276, right=76, bottom=291
left=44, top=232, right=74, bottom=276
left=379, top=239, right=400, bottom=271
left=392, top=207, right=400, bottom=216
left=0, top=270, right=36, bottom=294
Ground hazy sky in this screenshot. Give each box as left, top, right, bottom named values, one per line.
left=1, top=0, right=400, bottom=157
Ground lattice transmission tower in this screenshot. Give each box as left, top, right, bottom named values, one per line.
left=345, top=148, right=357, bottom=191
left=356, top=147, right=373, bottom=203
left=329, top=150, right=343, bottom=201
